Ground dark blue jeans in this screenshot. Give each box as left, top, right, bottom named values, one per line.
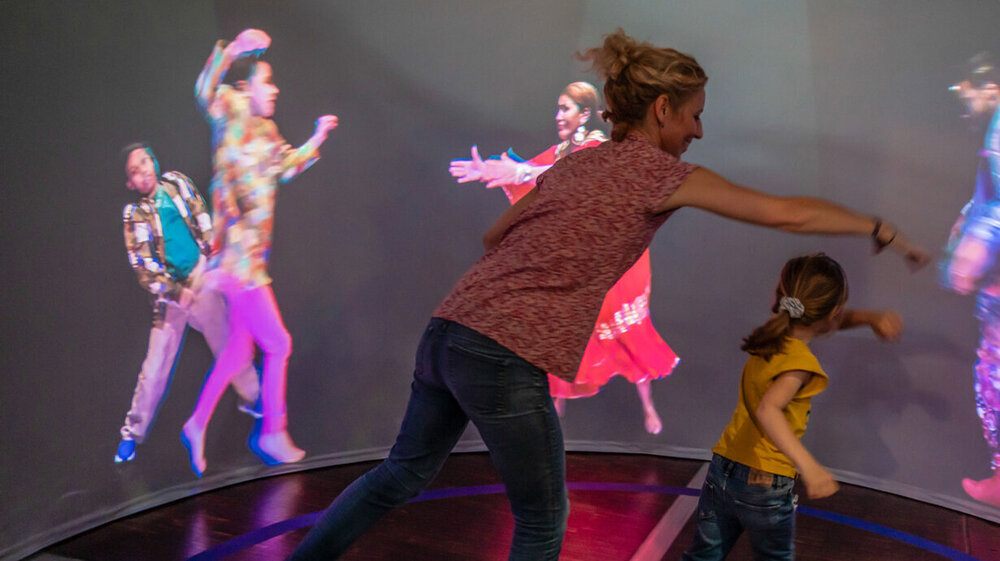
left=681, top=454, right=797, bottom=561
left=288, top=318, right=568, bottom=560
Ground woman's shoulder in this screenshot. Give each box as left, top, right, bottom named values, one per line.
left=551, top=133, right=684, bottom=176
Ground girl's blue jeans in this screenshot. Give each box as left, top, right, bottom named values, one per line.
left=682, top=454, right=798, bottom=561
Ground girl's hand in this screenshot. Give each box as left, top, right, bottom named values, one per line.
left=870, top=310, right=903, bottom=342
left=800, top=464, right=840, bottom=499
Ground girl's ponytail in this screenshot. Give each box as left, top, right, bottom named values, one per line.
left=742, top=254, right=848, bottom=360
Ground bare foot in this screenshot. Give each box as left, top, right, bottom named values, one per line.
left=254, top=430, right=305, bottom=465
left=644, top=408, right=662, bottom=435
left=554, top=397, right=566, bottom=418
left=962, top=471, right=1000, bottom=507
left=181, top=421, right=207, bottom=477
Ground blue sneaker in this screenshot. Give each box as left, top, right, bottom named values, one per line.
left=114, top=439, right=136, bottom=463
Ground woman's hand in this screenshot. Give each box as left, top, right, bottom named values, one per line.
left=874, top=221, right=931, bottom=271
left=449, top=145, right=486, bottom=183
left=897, top=243, right=932, bottom=270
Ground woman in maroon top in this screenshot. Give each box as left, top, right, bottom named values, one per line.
left=449, top=81, right=679, bottom=434
left=288, top=30, right=928, bottom=561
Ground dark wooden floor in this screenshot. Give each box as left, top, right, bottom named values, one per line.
left=31, top=453, right=1000, bottom=560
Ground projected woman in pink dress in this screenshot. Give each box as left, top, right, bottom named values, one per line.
left=940, top=55, right=1000, bottom=507
left=449, top=82, right=678, bottom=434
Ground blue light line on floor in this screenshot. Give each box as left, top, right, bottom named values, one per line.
left=796, top=505, right=980, bottom=561
left=187, top=482, right=983, bottom=561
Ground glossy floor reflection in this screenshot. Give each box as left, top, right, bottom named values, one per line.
left=34, top=453, right=1000, bottom=560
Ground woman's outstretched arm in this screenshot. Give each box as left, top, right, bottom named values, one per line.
left=661, top=167, right=929, bottom=268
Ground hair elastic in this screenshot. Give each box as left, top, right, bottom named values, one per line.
left=779, top=296, right=805, bottom=319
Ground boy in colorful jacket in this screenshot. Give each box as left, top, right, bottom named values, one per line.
left=115, top=143, right=260, bottom=463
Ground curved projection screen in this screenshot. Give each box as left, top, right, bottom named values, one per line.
left=3, top=0, right=1000, bottom=557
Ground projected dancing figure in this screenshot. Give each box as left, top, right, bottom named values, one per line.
left=115, top=143, right=260, bottom=465
left=181, top=28, right=338, bottom=476
left=449, top=82, right=678, bottom=434
left=940, top=56, right=1000, bottom=507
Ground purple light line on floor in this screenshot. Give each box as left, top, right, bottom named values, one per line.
left=186, top=482, right=985, bottom=561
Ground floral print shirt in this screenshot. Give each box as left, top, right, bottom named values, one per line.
left=196, top=41, right=321, bottom=289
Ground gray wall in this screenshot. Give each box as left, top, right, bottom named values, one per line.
left=2, top=0, right=998, bottom=558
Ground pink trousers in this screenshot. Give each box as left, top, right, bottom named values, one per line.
left=189, top=280, right=292, bottom=434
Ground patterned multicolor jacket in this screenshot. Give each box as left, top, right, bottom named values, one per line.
left=195, top=41, right=321, bottom=289
left=122, top=172, right=212, bottom=324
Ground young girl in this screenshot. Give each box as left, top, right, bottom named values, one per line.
left=682, top=254, right=903, bottom=560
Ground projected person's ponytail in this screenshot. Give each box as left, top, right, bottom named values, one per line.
left=742, top=254, right=848, bottom=361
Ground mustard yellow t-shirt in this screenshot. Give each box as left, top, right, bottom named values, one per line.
left=712, top=337, right=828, bottom=478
